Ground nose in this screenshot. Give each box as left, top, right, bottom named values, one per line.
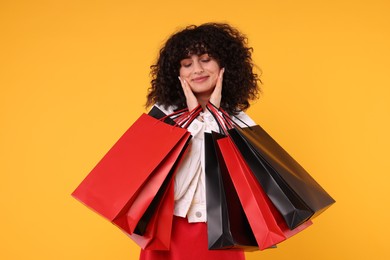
left=193, top=60, right=204, bottom=74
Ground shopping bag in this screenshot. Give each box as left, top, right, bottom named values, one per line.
left=227, top=134, right=314, bottom=239
left=217, top=136, right=286, bottom=250
left=127, top=106, right=201, bottom=248
left=231, top=124, right=335, bottom=225
left=129, top=170, right=175, bottom=250
left=222, top=135, right=312, bottom=241
left=204, top=103, right=313, bottom=247
left=72, top=112, right=191, bottom=236
left=115, top=131, right=190, bottom=235
left=205, top=132, right=258, bottom=251
left=227, top=128, right=312, bottom=229
left=206, top=131, right=312, bottom=251
left=204, top=102, right=335, bottom=229
left=131, top=106, right=197, bottom=235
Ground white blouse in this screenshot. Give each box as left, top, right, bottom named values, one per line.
left=154, top=104, right=256, bottom=223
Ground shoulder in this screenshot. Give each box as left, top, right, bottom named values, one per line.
left=231, top=111, right=256, bottom=127
left=151, top=103, right=177, bottom=115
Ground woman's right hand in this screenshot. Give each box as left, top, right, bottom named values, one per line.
left=179, top=76, right=199, bottom=111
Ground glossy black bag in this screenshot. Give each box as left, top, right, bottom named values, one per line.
left=205, top=131, right=258, bottom=250
left=227, top=123, right=335, bottom=229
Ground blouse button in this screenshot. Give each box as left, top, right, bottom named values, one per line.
left=195, top=211, right=202, bottom=218
left=192, top=123, right=198, bottom=130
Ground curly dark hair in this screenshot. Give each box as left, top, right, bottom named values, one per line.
left=146, top=22, right=261, bottom=115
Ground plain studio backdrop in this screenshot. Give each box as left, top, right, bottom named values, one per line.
left=1, top=0, right=389, bottom=259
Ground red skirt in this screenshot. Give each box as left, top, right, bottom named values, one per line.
left=139, top=216, right=245, bottom=260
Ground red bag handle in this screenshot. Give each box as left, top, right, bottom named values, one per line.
left=177, top=105, right=203, bottom=128
left=159, top=105, right=203, bottom=129
left=206, top=102, right=253, bottom=132
left=159, top=107, right=189, bottom=122
left=205, top=102, right=233, bottom=135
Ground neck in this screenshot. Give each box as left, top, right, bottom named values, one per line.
left=196, top=94, right=211, bottom=110
left=195, top=88, right=214, bottom=110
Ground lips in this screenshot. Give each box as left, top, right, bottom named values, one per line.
left=192, top=76, right=209, bottom=83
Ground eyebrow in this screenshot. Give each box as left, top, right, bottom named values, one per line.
left=182, top=53, right=209, bottom=59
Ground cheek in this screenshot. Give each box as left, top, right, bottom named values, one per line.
left=211, top=75, right=218, bottom=86
left=179, top=68, right=189, bottom=79
left=211, top=68, right=220, bottom=82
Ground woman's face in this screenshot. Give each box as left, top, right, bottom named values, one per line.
left=179, top=54, right=221, bottom=97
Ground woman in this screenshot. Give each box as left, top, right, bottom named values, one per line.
left=142, top=22, right=261, bottom=260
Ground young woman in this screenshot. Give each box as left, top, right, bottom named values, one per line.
left=142, top=22, right=261, bottom=260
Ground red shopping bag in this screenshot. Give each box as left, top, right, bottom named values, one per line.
left=217, top=137, right=286, bottom=250
left=245, top=154, right=314, bottom=239
left=129, top=169, right=175, bottom=250
left=72, top=113, right=191, bottom=235
left=113, top=132, right=190, bottom=236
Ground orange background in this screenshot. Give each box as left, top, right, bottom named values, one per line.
left=1, top=0, right=389, bottom=259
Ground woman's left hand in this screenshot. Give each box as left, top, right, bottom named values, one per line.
left=209, top=68, right=225, bottom=108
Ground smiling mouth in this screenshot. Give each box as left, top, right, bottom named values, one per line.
left=192, top=76, right=209, bottom=82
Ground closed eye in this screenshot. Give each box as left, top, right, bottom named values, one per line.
left=180, top=58, right=192, bottom=68
left=182, top=63, right=192, bottom=68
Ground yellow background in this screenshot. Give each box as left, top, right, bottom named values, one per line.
left=1, top=0, right=389, bottom=259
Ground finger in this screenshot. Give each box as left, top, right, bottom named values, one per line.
left=214, top=67, right=225, bottom=92
left=178, top=76, right=185, bottom=91
left=209, top=68, right=224, bottom=108
left=178, top=77, right=199, bottom=111
left=182, top=79, right=193, bottom=99
left=218, top=67, right=225, bottom=84
left=179, top=76, right=190, bottom=96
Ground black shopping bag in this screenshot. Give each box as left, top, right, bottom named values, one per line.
left=205, top=132, right=258, bottom=250
left=228, top=124, right=335, bottom=229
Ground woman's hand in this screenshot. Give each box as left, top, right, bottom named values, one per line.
left=209, top=68, right=225, bottom=108
left=179, top=76, right=199, bottom=111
